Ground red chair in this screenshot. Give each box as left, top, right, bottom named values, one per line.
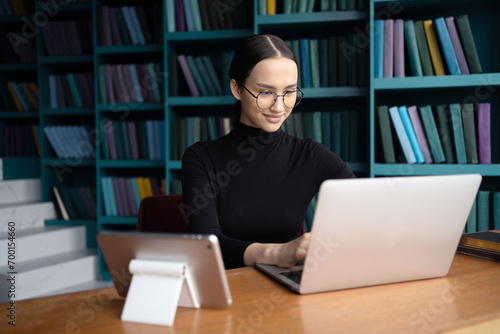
left=136, top=194, right=188, bottom=233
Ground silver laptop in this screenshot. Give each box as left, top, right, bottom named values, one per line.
left=256, top=174, right=482, bottom=294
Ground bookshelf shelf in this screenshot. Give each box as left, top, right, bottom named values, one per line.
left=167, top=160, right=182, bottom=170
left=373, top=164, right=500, bottom=177
left=301, top=87, right=368, bottom=98
left=98, top=216, right=137, bottom=225
left=95, top=45, right=163, bottom=55
left=374, top=73, right=500, bottom=90
left=97, top=103, right=164, bottom=112
left=99, top=160, right=165, bottom=168
left=42, top=108, right=94, bottom=116
left=42, top=159, right=95, bottom=167
left=256, top=11, right=368, bottom=25
left=167, top=96, right=235, bottom=106
left=165, top=30, right=252, bottom=42
left=0, top=112, right=39, bottom=119
left=38, top=56, right=94, bottom=65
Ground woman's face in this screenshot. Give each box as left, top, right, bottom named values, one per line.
left=231, top=57, right=299, bottom=133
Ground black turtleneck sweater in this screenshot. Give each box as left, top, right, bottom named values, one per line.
left=181, top=122, right=355, bottom=269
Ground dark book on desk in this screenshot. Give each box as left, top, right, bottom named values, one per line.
left=457, top=230, right=500, bottom=262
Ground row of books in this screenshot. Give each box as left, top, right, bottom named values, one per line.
left=283, top=110, right=361, bottom=162
left=52, top=185, right=97, bottom=220
left=101, top=120, right=166, bottom=161
left=176, top=53, right=232, bottom=97
left=259, top=0, right=367, bottom=14
left=2, top=124, right=40, bottom=157
left=288, top=35, right=367, bottom=88
left=98, top=62, right=164, bottom=104
left=376, top=103, right=491, bottom=165
left=165, top=0, right=251, bottom=32
left=0, top=0, right=34, bottom=16
left=101, top=176, right=165, bottom=217
left=374, top=14, right=482, bottom=78
left=170, top=116, right=232, bottom=160
left=49, top=72, right=94, bottom=109
left=43, top=125, right=95, bottom=159
left=457, top=230, right=500, bottom=262
left=466, top=191, right=500, bottom=233
left=0, top=81, right=39, bottom=111
left=0, top=29, right=37, bottom=64
left=41, top=20, right=93, bottom=57
left=97, top=5, right=162, bottom=46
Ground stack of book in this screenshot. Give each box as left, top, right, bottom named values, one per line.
left=284, top=110, right=361, bottom=162
left=2, top=124, right=40, bottom=157
left=101, top=120, right=165, bottom=161
left=41, top=20, right=93, bottom=56
left=43, top=125, right=95, bottom=159
left=374, top=14, right=481, bottom=77
left=48, top=72, right=94, bottom=108
left=259, top=0, right=368, bottom=14
left=98, top=62, right=163, bottom=103
left=376, top=103, right=491, bottom=164
left=97, top=4, right=161, bottom=46
left=457, top=230, right=500, bottom=262
left=0, top=81, right=39, bottom=111
left=0, top=0, right=34, bottom=16
left=170, top=116, right=231, bottom=160
left=287, top=35, right=367, bottom=88
left=175, top=53, right=232, bottom=97
left=165, top=0, right=251, bottom=32
left=101, top=176, right=165, bottom=217
left=0, top=29, right=36, bottom=63
left=466, top=192, right=500, bottom=233
left=52, top=185, right=97, bottom=220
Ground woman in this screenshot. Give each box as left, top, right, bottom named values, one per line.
left=181, top=34, right=355, bottom=269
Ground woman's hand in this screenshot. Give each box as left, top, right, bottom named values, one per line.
left=244, top=232, right=311, bottom=268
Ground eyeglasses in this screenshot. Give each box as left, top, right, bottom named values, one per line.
left=237, top=82, right=304, bottom=110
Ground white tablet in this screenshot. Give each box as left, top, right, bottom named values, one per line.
left=97, top=230, right=232, bottom=308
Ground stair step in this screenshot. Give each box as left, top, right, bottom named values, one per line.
left=0, top=202, right=57, bottom=233
left=0, top=178, right=41, bottom=207
left=0, top=248, right=98, bottom=302
left=0, top=225, right=87, bottom=264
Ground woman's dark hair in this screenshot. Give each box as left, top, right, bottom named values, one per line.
left=229, top=34, right=299, bottom=125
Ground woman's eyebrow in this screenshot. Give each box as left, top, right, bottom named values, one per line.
left=256, top=82, right=298, bottom=89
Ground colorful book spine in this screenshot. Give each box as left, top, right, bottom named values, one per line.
left=476, top=103, right=491, bottom=164
left=423, top=20, right=445, bottom=76
left=407, top=105, right=432, bottom=163
left=444, top=16, right=469, bottom=75
left=398, top=105, right=424, bottom=164
left=383, top=19, right=394, bottom=78
left=434, top=17, right=461, bottom=75
left=393, top=19, right=405, bottom=77
left=403, top=20, right=423, bottom=77
left=388, top=106, right=416, bottom=164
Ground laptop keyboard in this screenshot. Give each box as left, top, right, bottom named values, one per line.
left=280, top=270, right=303, bottom=284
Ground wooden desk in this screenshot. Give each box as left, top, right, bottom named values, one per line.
left=2, top=254, right=500, bottom=334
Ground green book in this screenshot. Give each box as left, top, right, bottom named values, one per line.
left=455, top=15, right=482, bottom=74
left=284, top=0, right=294, bottom=13
left=170, top=118, right=179, bottom=160
left=165, top=0, right=175, bottom=32
left=477, top=191, right=490, bottom=232
left=319, top=38, right=329, bottom=86
left=200, top=117, right=209, bottom=142
left=207, top=116, right=218, bottom=140
left=330, top=0, right=337, bottom=11
left=134, top=6, right=153, bottom=44
left=449, top=103, right=467, bottom=164
left=67, top=186, right=90, bottom=219
left=178, top=117, right=186, bottom=156
left=186, top=55, right=208, bottom=96
left=114, top=7, right=132, bottom=45
left=494, top=192, right=500, bottom=230
left=194, top=56, right=216, bottom=95
left=258, top=0, right=267, bottom=15
left=331, top=111, right=341, bottom=155
left=461, top=103, right=479, bottom=164
left=327, top=36, right=338, bottom=87
left=434, top=104, right=455, bottom=163
left=321, top=112, right=331, bottom=150
left=147, top=63, right=162, bottom=102
left=376, top=105, right=396, bottom=163
left=309, top=39, right=320, bottom=88
left=418, top=105, right=445, bottom=163
left=298, top=0, right=308, bottom=13
left=285, top=113, right=296, bottom=136
left=58, top=186, right=79, bottom=219
left=347, top=34, right=357, bottom=87
left=340, top=110, right=350, bottom=161
left=414, top=20, right=434, bottom=76
left=201, top=56, right=223, bottom=95
left=307, top=0, right=316, bottom=12
left=101, top=122, right=110, bottom=160
left=302, top=112, right=314, bottom=139
left=119, top=121, right=131, bottom=160
left=98, top=65, right=107, bottom=103
left=192, top=117, right=201, bottom=144
left=338, top=0, right=346, bottom=10
left=404, top=20, right=423, bottom=76
left=291, top=40, right=302, bottom=87
left=346, top=0, right=355, bottom=10
left=466, top=196, right=477, bottom=233
left=337, top=35, right=348, bottom=86
left=312, top=111, right=322, bottom=143
left=112, top=121, right=124, bottom=160
left=294, top=112, right=304, bottom=139
left=320, top=0, right=329, bottom=11
left=136, top=121, right=149, bottom=159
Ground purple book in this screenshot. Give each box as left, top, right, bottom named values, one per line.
left=407, top=105, right=433, bottom=163
left=127, top=121, right=140, bottom=160
left=78, top=186, right=96, bottom=219
left=108, top=8, right=122, bottom=46
left=178, top=54, right=200, bottom=96
left=122, top=177, right=137, bottom=216
left=476, top=103, right=491, bottom=164
left=383, top=19, right=394, bottom=78
left=117, top=177, right=132, bottom=216
left=393, top=19, right=405, bottom=77
left=101, top=7, right=113, bottom=46
left=149, top=177, right=160, bottom=195
left=121, top=64, right=135, bottom=102
left=445, top=16, right=470, bottom=75
left=114, top=64, right=130, bottom=103
left=105, top=64, right=115, bottom=103
left=105, top=120, right=118, bottom=160
left=175, top=0, right=185, bottom=32
left=111, top=177, right=125, bottom=216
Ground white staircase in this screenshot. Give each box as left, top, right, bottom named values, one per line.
left=0, top=178, right=111, bottom=303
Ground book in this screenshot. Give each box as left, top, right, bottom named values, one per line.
left=455, top=14, right=482, bottom=74
left=383, top=19, right=394, bottom=78
left=393, top=19, right=404, bottom=77
left=407, top=105, right=432, bottom=163
left=477, top=191, right=490, bottom=232
left=423, top=20, right=445, bottom=76
left=418, top=105, right=445, bottom=163
left=449, top=103, right=467, bottom=164
left=375, top=105, right=396, bottom=163
left=460, top=103, right=478, bottom=164
left=398, top=105, right=424, bottom=164
left=434, top=17, right=461, bottom=75
left=476, top=103, right=491, bottom=164
left=177, top=54, right=200, bottom=96
left=444, top=16, right=469, bottom=75
left=403, top=20, right=423, bottom=77
left=457, top=230, right=500, bottom=262
left=388, top=106, right=416, bottom=164
left=52, top=186, right=70, bottom=220
left=434, top=104, right=455, bottom=163
left=466, top=197, right=477, bottom=233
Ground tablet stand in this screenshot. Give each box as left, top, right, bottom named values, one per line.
left=121, top=259, right=200, bottom=326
